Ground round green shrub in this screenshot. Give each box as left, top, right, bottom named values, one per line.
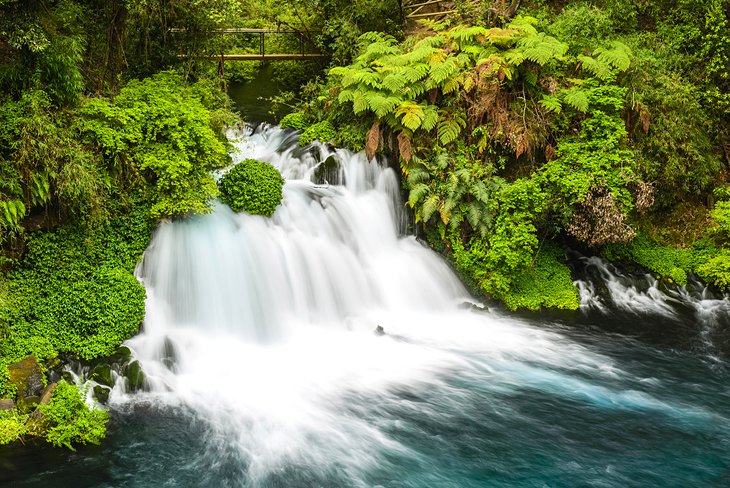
left=279, top=112, right=310, bottom=131
left=218, top=159, right=284, bottom=217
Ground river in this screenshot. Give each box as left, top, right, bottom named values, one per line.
left=1, top=123, right=728, bottom=487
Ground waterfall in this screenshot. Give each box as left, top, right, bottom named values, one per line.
left=104, top=125, right=729, bottom=487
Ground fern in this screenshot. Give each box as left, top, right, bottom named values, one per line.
left=539, top=94, right=563, bottom=113
left=437, top=114, right=466, bottom=145
left=368, top=94, right=402, bottom=118
left=563, top=87, right=589, bottom=112
left=594, top=41, right=632, bottom=72
left=421, top=194, right=441, bottom=222
left=396, top=101, right=425, bottom=131
left=577, top=55, right=614, bottom=81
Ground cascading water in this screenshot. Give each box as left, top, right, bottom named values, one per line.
left=5, top=125, right=728, bottom=487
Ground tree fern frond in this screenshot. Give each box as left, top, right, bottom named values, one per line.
left=562, top=87, right=589, bottom=112
left=407, top=183, right=430, bottom=207
left=577, top=54, right=614, bottom=81
left=421, top=194, right=441, bottom=222
left=539, top=94, right=562, bottom=113
left=594, top=41, right=632, bottom=72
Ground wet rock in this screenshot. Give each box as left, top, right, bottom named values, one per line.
left=124, top=360, right=146, bottom=392
left=313, top=155, right=343, bottom=186
left=0, top=399, right=15, bottom=411
left=8, top=356, right=44, bottom=399
left=93, top=385, right=111, bottom=404
left=161, top=337, right=178, bottom=372
left=91, top=364, right=114, bottom=387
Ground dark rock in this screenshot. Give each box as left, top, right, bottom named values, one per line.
left=313, top=155, right=343, bottom=186
left=161, top=337, right=178, bottom=372
left=124, top=360, right=146, bottom=392
left=0, top=399, right=15, bottom=411
left=91, top=364, right=114, bottom=387
left=374, top=325, right=385, bottom=337
left=93, top=385, right=111, bottom=404
left=8, top=356, right=44, bottom=399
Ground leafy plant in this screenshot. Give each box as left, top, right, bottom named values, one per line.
left=39, top=381, right=108, bottom=451
left=218, top=159, right=284, bottom=217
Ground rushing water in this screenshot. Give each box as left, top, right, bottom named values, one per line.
left=2, top=126, right=729, bottom=487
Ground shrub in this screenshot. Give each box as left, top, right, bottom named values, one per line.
left=0, top=411, right=28, bottom=445
left=498, top=244, right=580, bottom=311
left=299, top=120, right=336, bottom=146
left=39, top=381, right=108, bottom=451
left=218, top=159, right=284, bottom=217
left=279, top=112, right=310, bottom=131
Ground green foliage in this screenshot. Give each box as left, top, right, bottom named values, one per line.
left=499, top=243, right=580, bottom=311
left=39, top=381, right=108, bottom=451
left=0, top=411, right=28, bottom=445
left=280, top=112, right=311, bottom=131
left=697, top=252, right=730, bottom=290
left=711, top=200, right=730, bottom=240
left=218, top=159, right=284, bottom=217
left=0, top=199, right=152, bottom=395
left=80, top=72, right=235, bottom=219
left=299, top=121, right=337, bottom=146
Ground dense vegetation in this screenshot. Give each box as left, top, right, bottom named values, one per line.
left=281, top=0, right=730, bottom=310
left=218, top=159, right=284, bottom=216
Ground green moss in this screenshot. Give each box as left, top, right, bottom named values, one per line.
left=497, top=244, right=580, bottom=311
left=602, top=233, right=730, bottom=288
left=218, top=159, right=284, bottom=217
left=299, top=121, right=336, bottom=146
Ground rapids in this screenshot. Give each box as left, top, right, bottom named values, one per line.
left=2, top=125, right=728, bottom=487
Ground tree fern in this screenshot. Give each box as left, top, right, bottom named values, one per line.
left=562, top=87, right=589, bottom=112
left=421, top=194, right=441, bottom=222
left=539, top=94, right=563, bottom=113
left=594, top=41, right=632, bottom=72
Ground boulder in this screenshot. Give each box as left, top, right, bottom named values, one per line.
left=8, top=356, right=44, bottom=399
left=91, top=364, right=114, bottom=387
left=0, top=399, right=15, bottom=411
left=93, top=385, right=111, bottom=404
left=313, top=155, right=343, bottom=186
left=124, top=360, right=146, bottom=392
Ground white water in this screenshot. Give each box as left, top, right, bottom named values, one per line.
left=113, top=125, right=722, bottom=485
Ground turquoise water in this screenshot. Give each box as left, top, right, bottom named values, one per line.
left=2, top=310, right=728, bottom=487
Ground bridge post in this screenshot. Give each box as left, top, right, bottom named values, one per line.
left=219, top=51, right=226, bottom=91
left=259, top=32, right=265, bottom=59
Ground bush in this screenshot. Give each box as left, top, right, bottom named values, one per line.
left=0, top=411, right=28, bottom=445
left=39, top=381, right=108, bottom=451
left=299, top=120, right=336, bottom=146
left=218, top=159, right=284, bottom=217
left=279, top=112, right=310, bottom=131
left=0, top=200, right=153, bottom=395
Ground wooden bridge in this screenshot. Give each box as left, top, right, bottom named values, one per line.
left=402, top=0, right=458, bottom=20
left=171, top=28, right=327, bottom=62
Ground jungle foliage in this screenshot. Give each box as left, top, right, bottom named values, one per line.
left=285, top=0, right=729, bottom=308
